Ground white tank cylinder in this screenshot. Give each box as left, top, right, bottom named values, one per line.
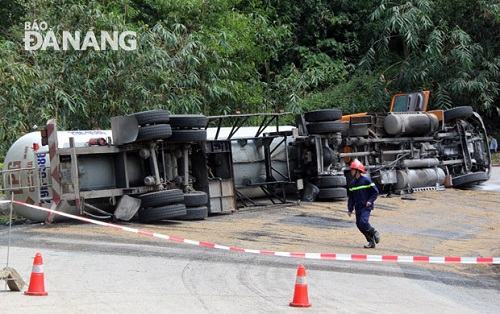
left=231, top=138, right=291, bottom=198
left=400, top=158, right=440, bottom=168
left=384, top=113, right=439, bottom=136
left=394, top=168, right=445, bottom=190
left=206, top=126, right=295, bottom=198
left=2, top=130, right=112, bottom=221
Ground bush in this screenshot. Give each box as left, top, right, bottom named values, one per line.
left=298, top=74, right=389, bottom=114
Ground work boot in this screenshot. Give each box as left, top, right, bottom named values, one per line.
left=364, top=240, right=375, bottom=249
left=367, top=227, right=380, bottom=244
left=373, top=230, right=380, bottom=244
left=362, top=231, right=372, bottom=243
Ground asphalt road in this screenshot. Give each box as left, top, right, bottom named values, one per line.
left=1, top=167, right=499, bottom=313
left=1, top=235, right=498, bottom=314
left=471, top=163, right=500, bottom=191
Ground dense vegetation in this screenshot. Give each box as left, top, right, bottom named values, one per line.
left=1, top=0, right=499, bottom=157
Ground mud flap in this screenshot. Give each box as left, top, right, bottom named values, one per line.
left=111, top=115, right=139, bottom=145
left=114, top=195, right=141, bottom=221
left=301, top=182, right=320, bottom=202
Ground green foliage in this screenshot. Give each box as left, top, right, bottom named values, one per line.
left=269, top=53, right=351, bottom=114
left=0, top=0, right=499, bottom=159
left=299, top=74, right=387, bottom=114
left=0, top=0, right=25, bottom=40
left=361, top=0, right=500, bottom=115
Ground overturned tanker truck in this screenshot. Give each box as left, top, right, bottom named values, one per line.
left=1, top=91, right=492, bottom=222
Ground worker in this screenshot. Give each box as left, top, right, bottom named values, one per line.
left=489, top=135, right=498, bottom=153
left=347, top=159, right=380, bottom=248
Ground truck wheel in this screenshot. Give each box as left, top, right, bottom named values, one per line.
left=307, top=121, right=346, bottom=134
left=311, top=175, right=347, bottom=188
left=183, top=191, right=208, bottom=207
left=138, top=203, right=187, bottom=223
left=133, top=110, right=170, bottom=126
left=174, top=206, right=208, bottom=220
left=452, top=172, right=489, bottom=188
left=316, top=187, right=347, bottom=200
left=444, top=106, right=473, bottom=122
left=169, top=115, right=208, bottom=129
left=137, top=124, right=172, bottom=141
left=304, top=109, right=342, bottom=122
left=139, top=189, right=184, bottom=208
left=166, top=129, right=207, bottom=143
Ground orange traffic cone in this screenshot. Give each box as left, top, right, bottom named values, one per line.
left=289, top=264, right=311, bottom=307
left=24, top=252, right=48, bottom=296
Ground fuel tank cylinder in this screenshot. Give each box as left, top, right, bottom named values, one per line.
left=384, top=113, right=439, bottom=136
left=394, top=168, right=445, bottom=190
left=400, top=158, right=440, bottom=168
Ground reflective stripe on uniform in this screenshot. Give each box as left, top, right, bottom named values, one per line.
left=349, top=183, right=375, bottom=192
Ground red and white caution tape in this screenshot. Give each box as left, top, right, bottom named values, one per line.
left=10, top=200, right=500, bottom=264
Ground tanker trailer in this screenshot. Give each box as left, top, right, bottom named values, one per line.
left=1, top=127, right=124, bottom=222
left=1, top=112, right=213, bottom=222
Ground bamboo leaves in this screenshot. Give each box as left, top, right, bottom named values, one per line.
left=361, top=0, right=499, bottom=114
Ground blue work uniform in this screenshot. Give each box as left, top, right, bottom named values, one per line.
left=348, top=175, right=379, bottom=233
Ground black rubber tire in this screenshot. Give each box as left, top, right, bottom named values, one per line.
left=166, top=129, right=207, bottom=142
left=444, top=106, right=473, bottom=122
left=452, top=172, right=489, bottom=188
left=174, top=206, right=208, bottom=220
left=169, top=115, right=208, bottom=129
left=311, top=175, right=347, bottom=188
left=316, top=187, right=347, bottom=200
left=304, top=109, right=342, bottom=122
left=137, top=124, right=172, bottom=141
left=138, top=203, right=187, bottom=223
left=307, top=121, right=346, bottom=134
left=139, top=189, right=184, bottom=208
left=183, top=191, right=208, bottom=207
left=133, top=110, right=170, bottom=126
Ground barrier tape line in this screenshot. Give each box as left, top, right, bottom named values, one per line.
left=8, top=200, right=500, bottom=264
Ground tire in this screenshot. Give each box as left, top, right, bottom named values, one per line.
left=169, top=115, right=208, bottom=129
left=444, top=106, right=473, bottom=122
left=307, top=121, right=347, bottom=134
left=174, top=206, right=208, bottom=220
left=137, top=124, right=172, bottom=141
left=304, top=109, right=342, bottom=122
left=316, top=187, right=347, bottom=200
left=138, top=203, right=187, bottom=223
left=166, top=129, right=207, bottom=143
left=311, top=175, right=347, bottom=188
left=139, top=189, right=184, bottom=208
left=183, top=191, right=208, bottom=207
left=132, top=110, right=170, bottom=126
left=452, top=172, right=489, bottom=188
